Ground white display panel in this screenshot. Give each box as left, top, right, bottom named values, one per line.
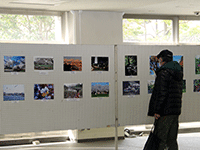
left=117, top=45, right=200, bottom=126
left=1, top=43, right=200, bottom=134
left=0, top=43, right=115, bottom=134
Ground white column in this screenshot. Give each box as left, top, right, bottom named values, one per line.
left=67, top=10, right=124, bottom=45
left=61, top=12, right=69, bottom=44
left=79, top=11, right=124, bottom=45
left=173, top=17, right=179, bottom=44
left=70, top=10, right=82, bottom=44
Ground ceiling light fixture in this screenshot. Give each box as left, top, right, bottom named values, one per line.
left=10, top=0, right=67, bottom=6
left=10, top=2, right=55, bottom=6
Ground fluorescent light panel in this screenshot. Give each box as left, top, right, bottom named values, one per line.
left=10, top=2, right=55, bottom=6
left=10, top=0, right=66, bottom=6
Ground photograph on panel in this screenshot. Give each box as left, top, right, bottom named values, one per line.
left=34, top=84, right=54, bottom=100
left=195, top=55, right=200, bottom=74
left=183, top=80, right=186, bottom=93
left=149, top=56, right=159, bottom=75
left=63, top=56, right=82, bottom=71
left=3, top=85, right=25, bottom=101
left=125, top=55, right=137, bottom=76
left=148, top=80, right=155, bottom=94
left=123, top=81, right=140, bottom=95
left=34, top=56, right=54, bottom=70
left=4, top=56, right=25, bottom=72
left=193, top=79, right=200, bottom=92
left=150, top=55, right=183, bottom=75
left=64, top=83, right=83, bottom=99
left=173, top=55, right=183, bottom=69
left=91, top=57, right=109, bottom=71
left=91, top=82, right=109, bottom=97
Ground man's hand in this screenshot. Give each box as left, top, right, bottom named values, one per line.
left=154, top=113, right=160, bottom=119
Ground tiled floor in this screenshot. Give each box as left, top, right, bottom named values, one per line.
left=1, top=132, right=200, bottom=150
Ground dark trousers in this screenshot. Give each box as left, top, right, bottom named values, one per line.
left=154, top=115, right=179, bottom=150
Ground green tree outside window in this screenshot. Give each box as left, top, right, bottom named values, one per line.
left=0, top=14, right=60, bottom=41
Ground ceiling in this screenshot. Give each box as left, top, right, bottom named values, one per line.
left=1, top=0, right=200, bottom=16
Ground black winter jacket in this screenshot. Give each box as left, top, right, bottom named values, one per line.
left=148, top=61, right=183, bottom=117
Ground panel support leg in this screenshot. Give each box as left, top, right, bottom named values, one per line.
left=114, top=45, right=118, bottom=150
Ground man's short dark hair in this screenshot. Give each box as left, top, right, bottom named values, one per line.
left=157, top=49, right=173, bottom=63
left=160, top=56, right=172, bottom=63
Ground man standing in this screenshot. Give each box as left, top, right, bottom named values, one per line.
left=147, top=50, right=183, bottom=150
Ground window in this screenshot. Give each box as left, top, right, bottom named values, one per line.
left=179, top=20, right=200, bottom=43
left=0, top=14, right=61, bottom=42
left=123, top=19, right=172, bottom=43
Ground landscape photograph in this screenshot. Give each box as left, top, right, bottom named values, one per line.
left=91, top=82, right=109, bottom=97
left=34, top=57, right=54, bottom=70
left=64, top=83, right=83, bottom=99
left=123, top=81, right=140, bottom=95
left=4, top=56, right=25, bottom=72
left=63, top=56, right=82, bottom=71
left=3, top=84, right=25, bottom=101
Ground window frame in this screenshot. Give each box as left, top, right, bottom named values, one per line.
left=123, top=14, right=200, bottom=45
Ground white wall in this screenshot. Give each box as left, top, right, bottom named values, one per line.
left=68, top=11, right=123, bottom=45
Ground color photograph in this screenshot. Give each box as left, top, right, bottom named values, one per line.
left=4, top=56, right=25, bottom=72
left=123, top=81, right=140, bottom=95
left=183, top=80, right=186, bottom=93
left=125, top=55, right=137, bottom=76
left=91, top=82, right=109, bottom=97
left=195, top=55, right=200, bottom=74
left=91, top=57, right=109, bottom=71
left=173, top=55, right=183, bottom=68
left=194, top=79, right=200, bottom=92
left=3, top=85, right=25, bottom=101
left=149, top=56, right=159, bottom=75
left=148, top=80, right=155, bottom=94
left=150, top=55, right=183, bottom=75
left=34, top=84, right=54, bottom=100
left=64, top=83, right=83, bottom=99
left=63, top=56, right=82, bottom=71
left=34, top=57, right=54, bottom=70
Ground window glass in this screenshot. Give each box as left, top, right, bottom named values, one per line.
left=179, top=20, right=200, bottom=43
left=0, top=14, right=61, bottom=42
left=123, top=19, right=172, bottom=43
